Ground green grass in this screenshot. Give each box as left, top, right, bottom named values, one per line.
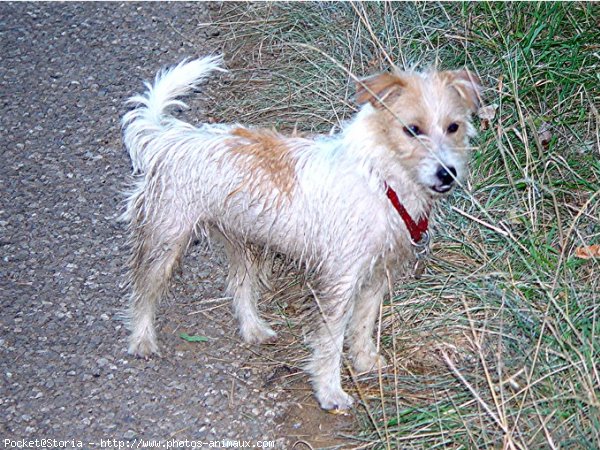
left=214, top=2, right=599, bottom=448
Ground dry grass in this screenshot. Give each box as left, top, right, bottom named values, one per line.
left=199, top=2, right=599, bottom=448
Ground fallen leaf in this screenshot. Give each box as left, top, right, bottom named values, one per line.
left=478, top=104, right=498, bottom=130
left=574, top=244, right=600, bottom=259
left=179, top=332, right=209, bottom=342
left=538, top=121, right=552, bottom=148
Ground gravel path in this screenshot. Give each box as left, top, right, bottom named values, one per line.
left=1, top=3, right=352, bottom=448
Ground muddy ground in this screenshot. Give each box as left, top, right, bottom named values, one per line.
left=0, top=3, right=355, bottom=448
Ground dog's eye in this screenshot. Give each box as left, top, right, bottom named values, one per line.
left=403, top=125, right=421, bottom=137
left=447, top=123, right=459, bottom=133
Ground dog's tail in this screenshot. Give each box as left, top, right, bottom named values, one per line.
left=122, top=55, right=225, bottom=173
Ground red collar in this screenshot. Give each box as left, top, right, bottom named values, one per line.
left=384, top=183, right=429, bottom=244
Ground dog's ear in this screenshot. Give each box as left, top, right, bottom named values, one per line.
left=446, top=70, right=482, bottom=112
left=355, top=72, right=406, bottom=108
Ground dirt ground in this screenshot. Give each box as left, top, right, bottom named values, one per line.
left=1, top=3, right=356, bottom=448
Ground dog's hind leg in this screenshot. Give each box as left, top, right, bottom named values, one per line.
left=127, top=215, right=192, bottom=357
left=223, top=242, right=277, bottom=344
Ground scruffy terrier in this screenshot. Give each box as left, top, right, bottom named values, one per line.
left=122, top=55, right=481, bottom=410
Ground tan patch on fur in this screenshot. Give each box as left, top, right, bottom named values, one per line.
left=354, top=71, right=475, bottom=176
left=355, top=72, right=406, bottom=108
left=358, top=74, right=431, bottom=157
left=228, top=127, right=298, bottom=200
left=439, top=70, right=482, bottom=112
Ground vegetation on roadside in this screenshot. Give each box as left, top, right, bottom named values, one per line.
left=212, top=2, right=599, bottom=448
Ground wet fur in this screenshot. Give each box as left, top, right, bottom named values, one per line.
left=122, top=55, right=481, bottom=410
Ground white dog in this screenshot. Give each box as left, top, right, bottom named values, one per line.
left=122, top=55, right=481, bottom=410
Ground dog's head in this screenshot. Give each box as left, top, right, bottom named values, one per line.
left=356, top=69, right=481, bottom=196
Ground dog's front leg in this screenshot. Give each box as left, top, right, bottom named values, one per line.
left=347, top=274, right=387, bottom=372
left=307, top=283, right=355, bottom=410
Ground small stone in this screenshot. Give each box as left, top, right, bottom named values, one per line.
left=97, top=358, right=108, bottom=367
left=123, top=430, right=136, bottom=440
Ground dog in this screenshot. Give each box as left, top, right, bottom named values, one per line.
left=122, top=55, right=481, bottom=410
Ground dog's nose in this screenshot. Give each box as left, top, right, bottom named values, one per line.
left=436, top=166, right=457, bottom=185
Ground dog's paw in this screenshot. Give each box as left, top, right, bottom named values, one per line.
left=128, top=335, right=160, bottom=358
left=241, top=323, right=277, bottom=345
left=352, top=351, right=387, bottom=373
left=317, top=388, right=355, bottom=411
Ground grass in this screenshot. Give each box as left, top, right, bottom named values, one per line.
left=210, top=2, right=599, bottom=448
